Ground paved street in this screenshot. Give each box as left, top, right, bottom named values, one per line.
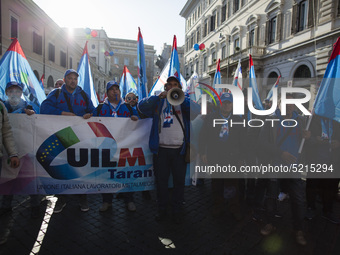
left=0, top=179, right=340, bottom=255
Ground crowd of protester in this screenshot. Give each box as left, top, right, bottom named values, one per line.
left=0, top=69, right=339, bottom=247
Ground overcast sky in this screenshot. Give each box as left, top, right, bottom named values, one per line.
left=33, top=0, right=187, bottom=55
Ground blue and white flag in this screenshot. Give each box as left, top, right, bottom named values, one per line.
left=119, top=65, right=137, bottom=99
left=249, top=54, right=264, bottom=110
left=314, top=37, right=340, bottom=122
left=77, top=41, right=98, bottom=107
left=0, top=38, right=46, bottom=113
left=137, top=27, right=148, bottom=99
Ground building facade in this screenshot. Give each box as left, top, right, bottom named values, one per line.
left=0, top=0, right=156, bottom=98
left=108, top=38, right=156, bottom=93
left=0, top=0, right=111, bottom=95
left=180, top=0, right=340, bottom=108
left=155, top=43, right=185, bottom=78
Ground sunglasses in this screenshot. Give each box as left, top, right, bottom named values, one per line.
left=126, top=96, right=137, bottom=100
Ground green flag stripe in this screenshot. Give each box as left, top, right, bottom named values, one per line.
left=55, top=127, right=80, bottom=148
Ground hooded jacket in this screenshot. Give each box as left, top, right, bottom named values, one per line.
left=93, top=98, right=138, bottom=117
left=40, top=85, right=94, bottom=116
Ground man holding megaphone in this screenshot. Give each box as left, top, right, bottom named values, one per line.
left=138, top=76, right=200, bottom=224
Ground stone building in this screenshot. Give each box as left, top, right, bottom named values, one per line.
left=0, top=0, right=110, bottom=95
left=180, top=0, right=340, bottom=108
left=108, top=38, right=156, bottom=92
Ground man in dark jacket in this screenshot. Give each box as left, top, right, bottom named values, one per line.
left=40, top=69, right=95, bottom=213
left=258, top=93, right=308, bottom=245
left=199, top=93, right=244, bottom=220
left=41, top=69, right=94, bottom=118
left=138, top=76, right=200, bottom=223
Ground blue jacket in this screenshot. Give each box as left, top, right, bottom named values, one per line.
left=4, top=99, right=33, bottom=114
left=40, top=85, right=95, bottom=116
left=137, top=95, right=200, bottom=154
left=93, top=98, right=138, bottom=117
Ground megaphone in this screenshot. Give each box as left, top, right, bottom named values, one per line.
left=167, top=87, right=185, bottom=106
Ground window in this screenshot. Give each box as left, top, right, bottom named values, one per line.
left=234, top=0, right=240, bottom=13
left=91, top=44, right=95, bottom=49
left=211, top=51, right=216, bottom=65
left=190, top=34, right=194, bottom=48
left=210, top=11, right=216, bottom=32
left=293, top=65, right=311, bottom=78
left=33, top=32, right=42, bottom=55
left=228, top=2, right=232, bottom=17
left=268, top=17, right=277, bottom=44
left=234, top=38, right=240, bottom=53
left=203, top=19, right=208, bottom=37
left=196, top=62, right=199, bottom=73
left=196, top=27, right=201, bottom=43
left=47, top=76, right=54, bottom=88
left=33, top=70, right=39, bottom=80
left=249, top=29, right=255, bottom=47
left=48, top=43, right=55, bottom=62
left=221, top=45, right=226, bottom=59
left=124, top=58, right=129, bottom=65
left=297, top=0, right=308, bottom=32
left=11, top=16, right=18, bottom=39
left=292, top=0, right=311, bottom=34
left=60, top=51, right=66, bottom=68
left=114, top=57, right=119, bottom=64
left=134, top=58, right=138, bottom=66
left=221, top=1, right=227, bottom=23
left=203, top=55, right=207, bottom=72
left=69, top=57, right=73, bottom=69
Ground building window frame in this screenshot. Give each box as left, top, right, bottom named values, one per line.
left=203, top=18, right=208, bottom=37
left=234, top=0, right=240, bottom=14
left=211, top=50, right=216, bottom=65
left=297, top=0, right=308, bottom=32
left=60, top=50, right=67, bottom=68
left=10, top=16, right=18, bottom=39
left=203, top=54, right=208, bottom=72
left=48, top=43, right=55, bottom=62
left=210, top=10, right=217, bottom=32
left=221, top=44, right=227, bottom=59
left=33, top=31, right=42, bottom=55
left=268, top=16, right=277, bottom=44
left=221, top=1, right=227, bottom=23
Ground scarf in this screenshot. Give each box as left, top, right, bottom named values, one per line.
left=219, top=112, right=231, bottom=141
left=162, top=100, right=173, bottom=128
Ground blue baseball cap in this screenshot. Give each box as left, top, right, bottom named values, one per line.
left=166, top=75, right=182, bottom=88
left=220, top=93, right=233, bottom=103
left=6, top=81, right=23, bottom=91
left=106, top=81, right=120, bottom=92
left=64, top=69, right=79, bottom=78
